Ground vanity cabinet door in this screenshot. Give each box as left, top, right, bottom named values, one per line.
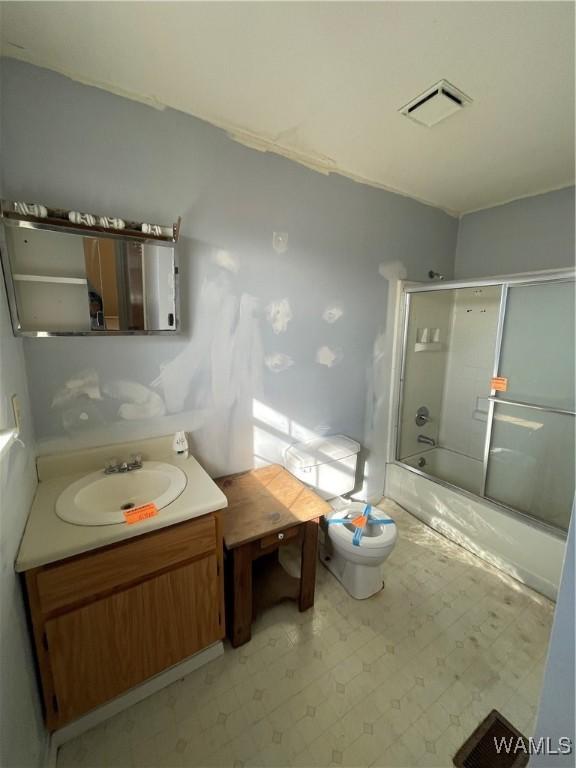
left=45, top=555, right=221, bottom=725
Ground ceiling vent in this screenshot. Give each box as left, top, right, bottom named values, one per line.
left=400, top=80, right=472, bottom=127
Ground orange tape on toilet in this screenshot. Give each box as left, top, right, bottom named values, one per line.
left=351, top=516, right=368, bottom=529
left=123, top=503, right=158, bottom=524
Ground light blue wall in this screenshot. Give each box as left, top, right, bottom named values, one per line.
left=0, top=59, right=457, bottom=499
left=0, top=63, right=46, bottom=766
left=0, top=282, right=45, bottom=768
left=531, top=512, right=575, bottom=766
left=455, top=187, right=575, bottom=278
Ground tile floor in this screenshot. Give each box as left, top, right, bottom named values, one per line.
left=57, top=500, right=555, bottom=768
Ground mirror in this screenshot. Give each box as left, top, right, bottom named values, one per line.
left=2, top=225, right=178, bottom=335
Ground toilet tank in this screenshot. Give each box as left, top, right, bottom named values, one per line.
left=284, top=435, right=361, bottom=499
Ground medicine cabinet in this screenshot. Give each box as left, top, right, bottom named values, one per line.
left=0, top=200, right=181, bottom=336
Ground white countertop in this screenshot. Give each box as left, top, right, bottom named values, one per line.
left=16, top=441, right=228, bottom=572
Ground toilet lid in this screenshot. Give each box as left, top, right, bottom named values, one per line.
left=327, top=503, right=397, bottom=549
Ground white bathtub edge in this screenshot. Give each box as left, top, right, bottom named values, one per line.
left=385, top=462, right=564, bottom=601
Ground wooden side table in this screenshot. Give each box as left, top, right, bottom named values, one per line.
left=216, top=464, right=330, bottom=648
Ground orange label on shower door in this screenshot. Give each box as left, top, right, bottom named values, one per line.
left=490, top=376, right=508, bottom=392
left=123, top=503, right=158, bottom=524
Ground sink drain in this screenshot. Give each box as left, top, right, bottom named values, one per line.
left=121, top=502, right=135, bottom=511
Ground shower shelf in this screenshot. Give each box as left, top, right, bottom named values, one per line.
left=414, top=342, right=442, bottom=352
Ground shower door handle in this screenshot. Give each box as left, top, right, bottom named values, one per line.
left=487, top=396, right=576, bottom=417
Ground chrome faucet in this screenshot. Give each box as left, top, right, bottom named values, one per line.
left=104, top=454, right=143, bottom=474
left=417, top=435, right=436, bottom=447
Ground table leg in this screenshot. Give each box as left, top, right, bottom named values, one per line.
left=230, top=544, right=253, bottom=647
left=299, top=519, right=319, bottom=612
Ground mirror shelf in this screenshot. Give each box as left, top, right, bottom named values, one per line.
left=1, top=200, right=181, bottom=246
left=13, top=274, right=88, bottom=285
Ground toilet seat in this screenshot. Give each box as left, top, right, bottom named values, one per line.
left=327, top=505, right=397, bottom=552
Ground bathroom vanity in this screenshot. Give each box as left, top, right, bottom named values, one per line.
left=24, top=514, right=224, bottom=730
left=16, top=437, right=227, bottom=731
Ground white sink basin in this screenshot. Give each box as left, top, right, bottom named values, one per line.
left=55, top=461, right=187, bottom=526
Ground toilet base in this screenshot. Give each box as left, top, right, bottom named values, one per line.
left=320, top=541, right=384, bottom=600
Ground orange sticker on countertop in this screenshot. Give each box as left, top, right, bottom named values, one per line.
left=123, top=503, right=158, bottom=524
left=491, top=376, right=509, bottom=392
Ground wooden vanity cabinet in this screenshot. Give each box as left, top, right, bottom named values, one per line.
left=24, top=513, right=225, bottom=730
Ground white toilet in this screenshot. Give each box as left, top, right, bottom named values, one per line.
left=323, top=501, right=397, bottom=599
left=284, top=435, right=398, bottom=599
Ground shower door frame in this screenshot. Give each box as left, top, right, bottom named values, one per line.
left=394, top=268, right=576, bottom=538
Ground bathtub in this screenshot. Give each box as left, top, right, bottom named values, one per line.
left=403, top=447, right=482, bottom=495
left=385, top=457, right=566, bottom=600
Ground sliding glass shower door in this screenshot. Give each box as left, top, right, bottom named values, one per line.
left=396, top=286, right=501, bottom=495
left=484, top=280, right=575, bottom=531
left=396, top=274, right=575, bottom=534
